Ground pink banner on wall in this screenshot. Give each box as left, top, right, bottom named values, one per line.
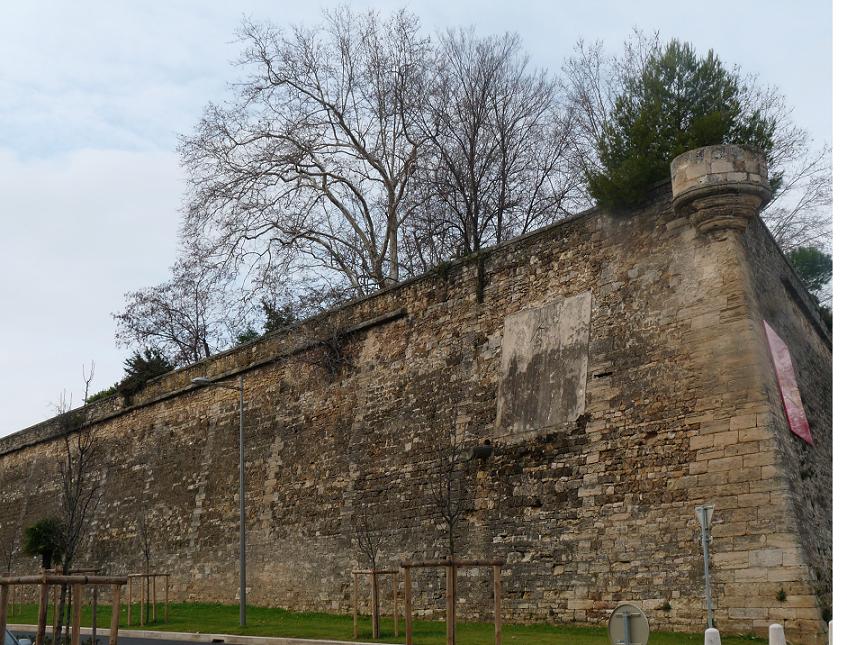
left=763, top=321, right=813, bottom=445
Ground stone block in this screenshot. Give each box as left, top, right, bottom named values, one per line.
left=734, top=567, right=770, bottom=582
left=748, top=548, right=783, bottom=567
left=730, top=414, right=758, bottom=431
left=707, top=456, right=744, bottom=472
left=737, top=492, right=772, bottom=508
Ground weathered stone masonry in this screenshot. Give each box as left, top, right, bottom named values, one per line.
left=0, top=146, right=831, bottom=642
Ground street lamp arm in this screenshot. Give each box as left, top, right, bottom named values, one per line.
left=191, top=377, right=242, bottom=391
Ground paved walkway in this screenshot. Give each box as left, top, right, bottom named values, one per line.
left=7, top=625, right=382, bottom=645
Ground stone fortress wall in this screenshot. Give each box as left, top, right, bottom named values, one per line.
left=0, top=146, right=831, bottom=643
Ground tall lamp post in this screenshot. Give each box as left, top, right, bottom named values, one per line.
left=192, top=374, right=247, bottom=627
left=695, top=504, right=715, bottom=629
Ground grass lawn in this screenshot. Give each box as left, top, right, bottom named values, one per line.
left=7, top=602, right=764, bottom=645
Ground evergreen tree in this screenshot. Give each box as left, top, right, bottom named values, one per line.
left=787, top=246, right=833, bottom=296
left=261, top=299, right=297, bottom=334
left=234, top=328, right=261, bottom=345
left=117, top=348, right=174, bottom=400
left=588, top=40, right=778, bottom=208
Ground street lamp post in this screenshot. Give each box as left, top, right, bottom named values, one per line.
left=695, top=504, right=715, bottom=629
left=192, top=374, right=247, bottom=627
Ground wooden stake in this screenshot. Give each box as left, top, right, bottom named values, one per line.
left=36, top=582, right=49, bottom=645
left=52, top=585, right=59, bottom=641
left=127, top=576, right=132, bottom=626
left=493, top=566, right=502, bottom=645
left=153, top=575, right=158, bottom=622
left=446, top=565, right=455, bottom=645
left=0, top=584, right=9, bottom=645
left=352, top=574, right=358, bottom=640
left=71, top=584, right=82, bottom=645
left=404, top=567, right=412, bottom=645
left=140, top=575, right=145, bottom=627
left=165, top=575, right=169, bottom=622
left=393, top=572, right=399, bottom=637
left=109, top=584, right=121, bottom=645
left=371, top=571, right=380, bottom=639
left=92, top=587, right=98, bottom=642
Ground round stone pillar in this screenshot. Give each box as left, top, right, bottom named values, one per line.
left=670, top=144, right=771, bottom=234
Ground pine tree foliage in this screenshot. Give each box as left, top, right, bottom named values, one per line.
left=586, top=40, right=777, bottom=208
left=787, top=246, right=832, bottom=297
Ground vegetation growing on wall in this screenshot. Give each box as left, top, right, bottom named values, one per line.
left=86, top=348, right=174, bottom=404
left=564, top=31, right=830, bottom=248
left=583, top=40, right=777, bottom=208
left=101, top=12, right=831, bottom=366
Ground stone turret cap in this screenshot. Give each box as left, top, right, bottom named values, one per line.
left=671, top=144, right=772, bottom=234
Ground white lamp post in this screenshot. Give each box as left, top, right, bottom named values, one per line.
left=695, top=504, right=715, bottom=629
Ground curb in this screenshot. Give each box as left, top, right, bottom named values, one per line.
left=7, top=625, right=391, bottom=645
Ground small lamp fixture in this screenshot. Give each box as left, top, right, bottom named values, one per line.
left=472, top=439, right=493, bottom=460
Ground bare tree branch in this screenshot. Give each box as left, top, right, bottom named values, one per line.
left=428, top=408, right=467, bottom=560
left=180, top=8, right=432, bottom=299
left=405, top=29, right=580, bottom=272
left=353, top=512, right=386, bottom=570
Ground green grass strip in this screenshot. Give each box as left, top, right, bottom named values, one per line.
left=6, top=602, right=764, bottom=644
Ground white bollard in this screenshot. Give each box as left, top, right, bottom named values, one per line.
left=829, top=620, right=832, bottom=645
left=705, top=627, right=722, bottom=645
left=768, top=623, right=786, bottom=645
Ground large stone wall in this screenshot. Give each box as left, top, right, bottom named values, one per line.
left=0, top=176, right=831, bottom=642
left=740, top=216, right=833, bottom=629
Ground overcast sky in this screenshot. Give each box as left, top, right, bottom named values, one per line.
left=0, top=0, right=832, bottom=437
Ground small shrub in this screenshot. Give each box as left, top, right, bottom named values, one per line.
left=23, top=517, right=65, bottom=569
left=85, top=385, right=118, bottom=403
left=776, top=587, right=787, bottom=602
left=660, top=600, right=672, bottom=611
left=434, top=260, right=452, bottom=282
left=117, top=348, right=174, bottom=404
left=234, top=327, right=261, bottom=345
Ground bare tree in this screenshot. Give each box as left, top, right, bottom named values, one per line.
left=353, top=511, right=386, bottom=571
left=562, top=32, right=663, bottom=189
left=562, top=29, right=831, bottom=249
left=761, top=145, right=832, bottom=251
left=0, top=523, right=14, bottom=575
left=0, top=526, right=13, bottom=617
left=54, top=367, right=103, bottom=643
left=352, top=508, right=387, bottom=639
left=122, top=13, right=584, bottom=337
left=1, top=542, right=12, bottom=575
left=136, top=507, right=154, bottom=623
left=114, top=258, right=233, bottom=365
left=180, top=8, right=431, bottom=300
left=406, top=29, right=579, bottom=273
left=429, top=417, right=467, bottom=560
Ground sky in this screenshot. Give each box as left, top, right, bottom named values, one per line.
left=0, top=0, right=833, bottom=437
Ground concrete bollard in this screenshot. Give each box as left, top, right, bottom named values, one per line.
left=829, top=620, right=832, bottom=645
left=768, top=623, right=786, bottom=645
left=705, top=627, right=721, bottom=645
